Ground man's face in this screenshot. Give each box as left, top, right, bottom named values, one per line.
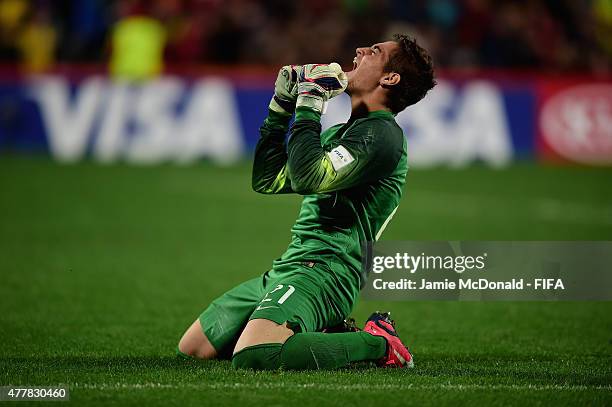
left=347, top=41, right=399, bottom=94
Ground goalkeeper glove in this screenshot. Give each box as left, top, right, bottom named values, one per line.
left=269, top=64, right=301, bottom=116
left=296, top=63, right=348, bottom=114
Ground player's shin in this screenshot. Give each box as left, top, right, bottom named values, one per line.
left=280, top=332, right=386, bottom=370
left=231, top=332, right=385, bottom=371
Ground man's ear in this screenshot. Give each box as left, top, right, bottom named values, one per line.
left=380, top=72, right=400, bottom=87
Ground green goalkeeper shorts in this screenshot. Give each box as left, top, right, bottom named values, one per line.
left=199, top=261, right=359, bottom=357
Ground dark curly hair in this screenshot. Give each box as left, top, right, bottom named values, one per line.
left=384, top=34, right=436, bottom=114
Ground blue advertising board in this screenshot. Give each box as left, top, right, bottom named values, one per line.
left=0, top=74, right=539, bottom=167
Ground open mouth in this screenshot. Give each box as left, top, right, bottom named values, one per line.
left=351, top=56, right=359, bottom=71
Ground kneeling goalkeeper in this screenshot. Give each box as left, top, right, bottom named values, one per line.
left=178, top=34, right=435, bottom=370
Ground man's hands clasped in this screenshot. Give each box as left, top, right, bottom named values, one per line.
left=269, top=63, right=348, bottom=116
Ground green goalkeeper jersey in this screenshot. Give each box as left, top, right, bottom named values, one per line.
left=252, top=107, right=408, bottom=290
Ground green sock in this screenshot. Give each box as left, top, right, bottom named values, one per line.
left=232, top=343, right=283, bottom=370
left=280, top=331, right=386, bottom=370
left=232, top=332, right=386, bottom=371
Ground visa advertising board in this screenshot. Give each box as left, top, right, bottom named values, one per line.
left=0, top=73, right=610, bottom=167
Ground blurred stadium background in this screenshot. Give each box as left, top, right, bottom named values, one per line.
left=0, top=0, right=611, bottom=165
left=0, top=0, right=611, bottom=405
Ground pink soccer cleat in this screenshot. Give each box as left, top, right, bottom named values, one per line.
left=363, top=312, right=414, bottom=368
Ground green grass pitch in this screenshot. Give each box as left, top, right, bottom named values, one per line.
left=0, top=156, right=611, bottom=406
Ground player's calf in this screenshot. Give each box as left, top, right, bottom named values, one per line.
left=231, top=317, right=390, bottom=371
left=177, top=319, right=218, bottom=360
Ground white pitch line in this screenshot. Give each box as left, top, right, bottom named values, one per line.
left=70, top=382, right=612, bottom=392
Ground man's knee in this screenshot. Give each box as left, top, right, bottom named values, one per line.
left=177, top=319, right=217, bottom=360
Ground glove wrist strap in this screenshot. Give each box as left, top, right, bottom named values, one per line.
left=296, top=94, right=325, bottom=114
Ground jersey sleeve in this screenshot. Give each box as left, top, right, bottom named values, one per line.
left=251, top=109, right=295, bottom=194
left=286, top=107, right=404, bottom=195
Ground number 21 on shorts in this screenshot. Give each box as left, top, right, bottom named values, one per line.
left=260, top=284, right=295, bottom=305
